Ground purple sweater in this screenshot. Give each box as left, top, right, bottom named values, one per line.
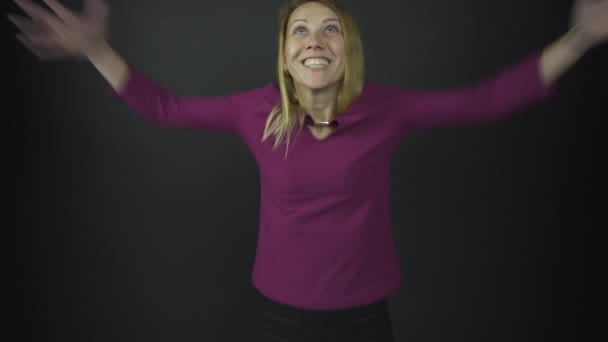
left=109, top=50, right=558, bottom=310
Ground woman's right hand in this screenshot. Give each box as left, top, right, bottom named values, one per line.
left=8, top=0, right=110, bottom=61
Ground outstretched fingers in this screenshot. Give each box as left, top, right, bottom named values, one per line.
left=15, top=33, right=70, bottom=60
left=42, top=0, right=81, bottom=27
left=14, top=0, right=56, bottom=24
left=16, top=33, right=45, bottom=59
left=7, top=14, right=48, bottom=35
left=84, top=0, right=109, bottom=20
left=601, top=1, right=608, bottom=14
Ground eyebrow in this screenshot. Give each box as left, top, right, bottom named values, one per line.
left=289, top=18, right=340, bottom=28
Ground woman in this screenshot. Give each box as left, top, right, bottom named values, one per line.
left=8, top=0, right=608, bottom=341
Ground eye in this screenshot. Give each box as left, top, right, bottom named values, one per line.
left=325, top=25, right=339, bottom=33
left=294, top=26, right=308, bottom=35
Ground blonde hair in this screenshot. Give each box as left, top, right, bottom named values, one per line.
left=261, top=0, right=365, bottom=157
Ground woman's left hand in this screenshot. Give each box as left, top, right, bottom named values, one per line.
left=569, top=0, right=608, bottom=52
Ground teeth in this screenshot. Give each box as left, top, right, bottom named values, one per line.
left=304, top=58, right=329, bottom=67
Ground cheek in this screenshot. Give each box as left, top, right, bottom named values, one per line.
left=338, top=42, right=346, bottom=57
left=284, top=46, right=298, bottom=66
left=331, top=40, right=346, bottom=61
left=284, top=46, right=294, bottom=60
left=284, top=38, right=300, bottom=56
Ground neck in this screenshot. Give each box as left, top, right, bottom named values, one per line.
left=294, top=82, right=341, bottom=123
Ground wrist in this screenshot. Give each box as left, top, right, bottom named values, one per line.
left=564, top=24, right=593, bottom=56
left=83, top=37, right=110, bottom=59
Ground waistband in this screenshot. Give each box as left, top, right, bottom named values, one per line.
left=259, top=291, right=389, bottom=324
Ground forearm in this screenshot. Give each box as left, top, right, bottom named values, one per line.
left=84, top=39, right=129, bottom=92
left=540, top=26, right=591, bottom=87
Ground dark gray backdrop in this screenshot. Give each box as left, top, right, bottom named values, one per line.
left=6, top=0, right=607, bottom=341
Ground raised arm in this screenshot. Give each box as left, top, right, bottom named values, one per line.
left=8, top=0, right=259, bottom=135
left=391, top=0, right=607, bottom=131
left=540, top=0, right=608, bottom=86
left=9, top=0, right=129, bottom=91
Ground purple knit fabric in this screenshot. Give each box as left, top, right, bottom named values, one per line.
left=108, top=50, right=558, bottom=310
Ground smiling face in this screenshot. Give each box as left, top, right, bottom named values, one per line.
left=284, top=2, right=346, bottom=93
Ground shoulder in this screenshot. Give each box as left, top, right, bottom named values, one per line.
left=361, top=81, right=400, bottom=94
left=350, top=81, right=414, bottom=111
left=361, top=81, right=416, bottom=100
left=225, top=82, right=280, bottom=111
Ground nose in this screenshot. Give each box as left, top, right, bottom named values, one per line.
left=306, top=31, right=325, bottom=50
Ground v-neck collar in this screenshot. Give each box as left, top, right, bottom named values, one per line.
left=260, top=82, right=371, bottom=124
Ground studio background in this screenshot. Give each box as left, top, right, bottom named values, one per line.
left=6, top=0, right=606, bottom=341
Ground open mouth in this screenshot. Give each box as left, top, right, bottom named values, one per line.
left=302, top=57, right=331, bottom=69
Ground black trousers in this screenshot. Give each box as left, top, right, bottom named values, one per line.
left=260, top=293, right=394, bottom=342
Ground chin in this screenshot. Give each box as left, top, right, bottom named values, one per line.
left=306, top=83, right=330, bottom=90
left=298, top=79, right=341, bottom=91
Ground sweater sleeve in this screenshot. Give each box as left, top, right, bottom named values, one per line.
left=392, top=49, right=559, bottom=131
left=106, top=64, right=255, bottom=136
